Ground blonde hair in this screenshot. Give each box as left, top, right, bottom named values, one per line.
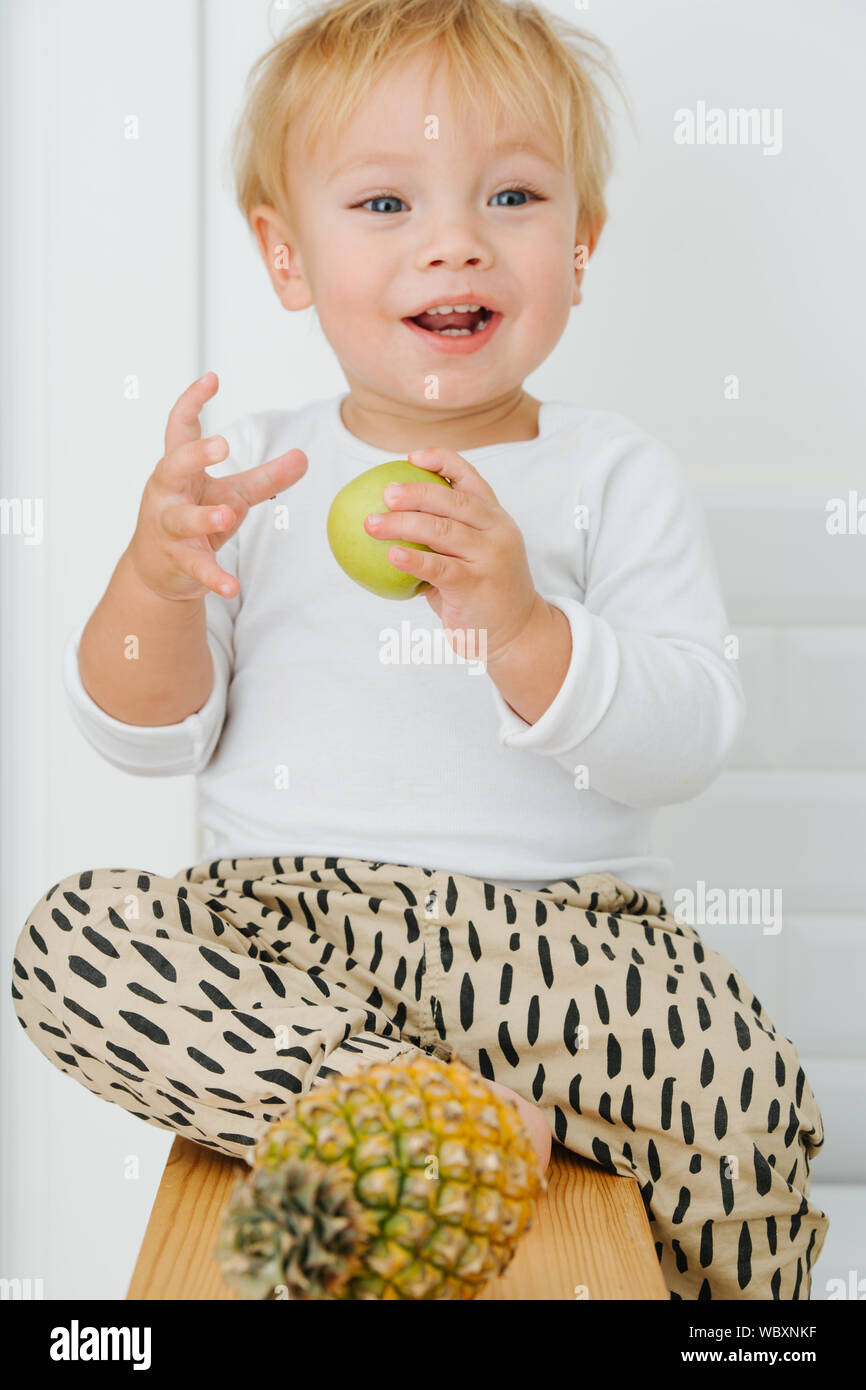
left=231, top=0, right=625, bottom=237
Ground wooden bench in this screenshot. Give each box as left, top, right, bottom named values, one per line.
left=127, top=1136, right=668, bottom=1300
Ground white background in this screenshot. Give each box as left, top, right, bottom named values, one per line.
left=1, top=0, right=864, bottom=1299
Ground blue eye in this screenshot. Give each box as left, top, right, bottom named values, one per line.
left=490, top=186, right=541, bottom=207
left=361, top=193, right=407, bottom=214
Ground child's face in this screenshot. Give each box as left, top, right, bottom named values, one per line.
left=258, top=54, right=589, bottom=419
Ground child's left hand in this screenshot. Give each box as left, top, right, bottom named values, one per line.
left=363, top=446, right=541, bottom=664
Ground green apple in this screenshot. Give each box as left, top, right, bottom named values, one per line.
left=326, top=460, right=452, bottom=599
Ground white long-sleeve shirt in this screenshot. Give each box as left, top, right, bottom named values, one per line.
left=62, top=393, right=745, bottom=896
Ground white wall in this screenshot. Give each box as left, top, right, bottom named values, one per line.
left=1, top=0, right=864, bottom=1300
left=1, top=0, right=202, bottom=1302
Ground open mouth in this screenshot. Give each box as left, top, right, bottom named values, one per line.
left=404, top=305, right=496, bottom=337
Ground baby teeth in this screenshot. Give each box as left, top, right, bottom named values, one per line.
left=425, top=303, right=482, bottom=315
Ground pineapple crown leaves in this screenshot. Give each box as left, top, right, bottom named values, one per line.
left=218, top=1154, right=377, bottom=1300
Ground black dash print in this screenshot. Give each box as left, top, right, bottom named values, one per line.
left=119, top=1010, right=168, bottom=1045
left=438, top=927, right=452, bottom=973
left=737, top=1223, right=752, bottom=1289
left=591, top=1138, right=617, bottom=1174
left=570, top=936, right=589, bottom=967
left=498, top=1021, right=519, bottom=1067
left=660, top=1076, right=674, bottom=1130
left=187, top=1046, right=225, bottom=1073
left=445, top=877, right=458, bottom=916
left=699, top=1220, right=713, bottom=1268
left=467, top=921, right=481, bottom=962
left=68, top=956, right=106, bottom=989
left=527, top=995, right=540, bottom=1047
left=733, top=1012, right=752, bottom=1050
left=231, top=1010, right=275, bottom=1039
left=681, top=1101, right=695, bottom=1145
left=198, top=980, right=235, bottom=1010
left=700, top=1048, right=714, bottom=1087
left=626, top=964, right=641, bottom=1015
left=478, top=1048, right=494, bottom=1081
left=105, top=1041, right=149, bottom=1072
left=81, top=926, right=119, bottom=958
left=594, top=984, right=609, bottom=1025
left=537, top=936, right=553, bottom=989
left=671, top=1187, right=691, bottom=1224
left=198, top=946, right=240, bottom=980
left=620, top=1084, right=635, bottom=1131
left=130, top=940, right=177, bottom=982
left=499, top=963, right=513, bottom=1006
left=260, top=963, right=286, bottom=998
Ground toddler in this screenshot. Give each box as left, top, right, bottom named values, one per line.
left=11, top=0, right=828, bottom=1299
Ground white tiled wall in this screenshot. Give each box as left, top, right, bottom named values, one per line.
left=656, top=491, right=866, bottom=1196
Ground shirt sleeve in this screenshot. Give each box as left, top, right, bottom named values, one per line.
left=60, top=416, right=250, bottom=777
left=487, top=435, right=746, bottom=809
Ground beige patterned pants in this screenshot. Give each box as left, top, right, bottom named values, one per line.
left=10, top=853, right=829, bottom=1300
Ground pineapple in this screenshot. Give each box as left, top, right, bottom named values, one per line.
left=216, top=1050, right=543, bottom=1300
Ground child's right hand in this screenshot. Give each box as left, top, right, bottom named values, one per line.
left=127, top=372, right=308, bottom=601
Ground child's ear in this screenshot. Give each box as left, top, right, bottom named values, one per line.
left=572, top=211, right=606, bottom=307
left=248, top=203, right=313, bottom=311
